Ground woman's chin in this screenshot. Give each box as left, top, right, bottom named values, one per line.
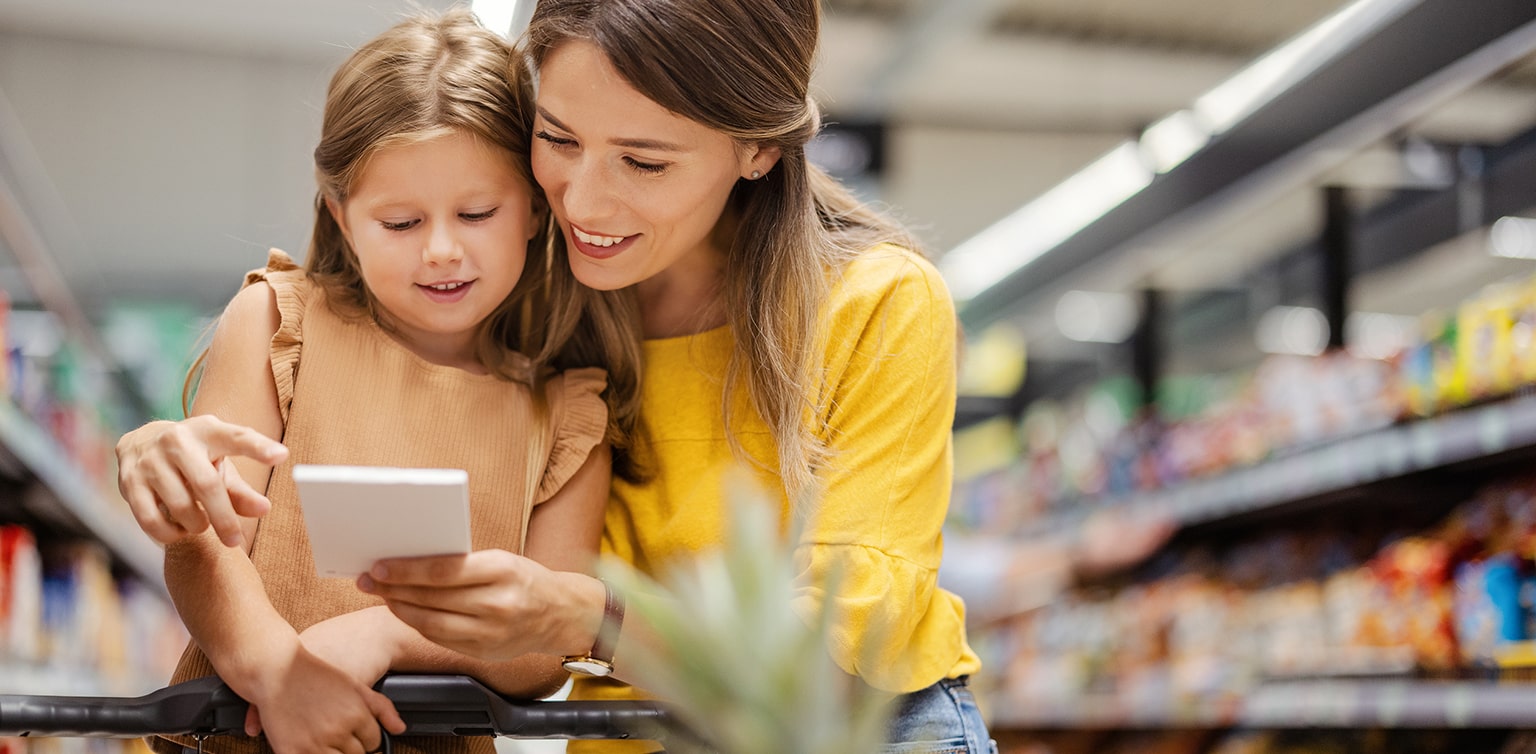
left=567, top=259, right=635, bottom=292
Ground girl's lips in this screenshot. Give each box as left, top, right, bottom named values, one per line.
left=417, top=280, right=474, bottom=303
left=569, top=228, right=637, bottom=260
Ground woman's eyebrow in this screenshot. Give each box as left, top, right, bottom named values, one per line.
left=538, top=106, right=685, bottom=152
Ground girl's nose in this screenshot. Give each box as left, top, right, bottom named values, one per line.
left=422, top=221, right=464, bottom=265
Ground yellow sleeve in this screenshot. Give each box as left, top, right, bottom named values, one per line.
left=790, top=249, right=972, bottom=693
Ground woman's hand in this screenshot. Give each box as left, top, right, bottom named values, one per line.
left=242, top=646, right=406, bottom=754
left=115, top=415, right=288, bottom=548
left=358, top=550, right=603, bottom=662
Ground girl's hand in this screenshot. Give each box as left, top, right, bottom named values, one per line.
left=115, top=415, right=288, bottom=548
left=298, top=607, right=405, bottom=689
left=245, top=646, right=406, bottom=754
left=358, top=550, right=600, bottom=662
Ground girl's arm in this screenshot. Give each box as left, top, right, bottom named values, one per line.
left=311, top=443, right=612, bottom=698
left=166, top=282, right=404, bottom=753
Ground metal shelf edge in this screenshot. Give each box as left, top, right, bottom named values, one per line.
left=0, top=402, right=165, bottom=596
left=1010, top=394, right=1536, bottom=543
left=992, top=680, right=1536, bottom=730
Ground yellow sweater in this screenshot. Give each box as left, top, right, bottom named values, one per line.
left=571, top=246, right=982, bottom=753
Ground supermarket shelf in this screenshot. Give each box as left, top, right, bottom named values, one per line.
left=1026, top=393, right=1536, bottom=540
left=0, top=401, right=165, bottom=596
left=0, top=662, right=164, bottom=697
left=995, top=681, right=1536, bottom=730
left=1245, top=680, right=1536, bottom=729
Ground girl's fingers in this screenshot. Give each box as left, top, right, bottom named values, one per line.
left=191, top=417, right=288, bottom=466
left=222, top=457, right=274, bottom=518
left=244, top=704, right=263, bottom=737
left=169, top=442, right=242, bottom=548
left=142, top=455, right=210, bottom=536
left=366, top=691, right=407, bottom=736
left=120, top=475, right=185, bottom=545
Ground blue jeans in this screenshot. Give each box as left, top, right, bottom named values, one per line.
left=882, top=676, right=998, bottom=753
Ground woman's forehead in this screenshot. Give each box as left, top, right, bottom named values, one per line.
left=534, top=41, right=726, bottom=147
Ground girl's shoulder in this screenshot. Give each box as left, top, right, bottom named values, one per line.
left=242, top=248, right=317, bottom=300
left=234, top=249, right=315, bottom=422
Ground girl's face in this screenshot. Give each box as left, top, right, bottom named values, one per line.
left=330, top=130, right=538, bottom=368
left=531, top=40, right=778, bottom=294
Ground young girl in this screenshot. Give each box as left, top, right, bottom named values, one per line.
left=124, top=10, right=638, bottom=754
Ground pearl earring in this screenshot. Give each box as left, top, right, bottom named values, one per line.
left=750, top=170, right=762, bottom=179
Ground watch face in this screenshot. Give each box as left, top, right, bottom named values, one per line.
left=563, top=658, right=614, bottom=677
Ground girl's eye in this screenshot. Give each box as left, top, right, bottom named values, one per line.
left=381, top=219, right=419, bottom=232
left=461, top=208, right=499, bottom=222
left=535, top=130, right=576, bottom=148
left=623, top=156, right=667, bottom=175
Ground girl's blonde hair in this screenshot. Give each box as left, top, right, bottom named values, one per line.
left=192, top=8, right=643, bottom=477
left=527, top=0, right=918, bottom=499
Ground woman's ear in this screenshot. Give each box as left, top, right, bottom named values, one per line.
left=742, top=143, right=783, bottom=180
left=325, top=195, right=352, bottom=242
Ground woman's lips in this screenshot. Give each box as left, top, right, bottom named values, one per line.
left=570, top=226, right=637, bottom=260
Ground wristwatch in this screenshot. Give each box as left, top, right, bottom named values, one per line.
left=562, top=578, right=625, bottom=676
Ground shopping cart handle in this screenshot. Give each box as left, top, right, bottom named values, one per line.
left=0, top=676, right=244, bottom=739
left=0, top=674, right=671, bottom=741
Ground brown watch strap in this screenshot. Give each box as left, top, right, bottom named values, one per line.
left=589, top=578, right=625, bottom=664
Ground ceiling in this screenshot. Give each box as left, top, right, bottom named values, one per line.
left=2, top=0, right=1535, bottom=387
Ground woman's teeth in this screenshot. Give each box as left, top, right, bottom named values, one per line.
left=574, top=228, right=626, bottom=247
left=429, top=282, right=466, bottom=290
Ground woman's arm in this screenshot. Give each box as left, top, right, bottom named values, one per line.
left=788, top=253, right=969, bottom=692
left=319, top=445, right=611, bottom=700
left=164, top=282, right=403, bottom=753
left=331, top=443, right=613, bottom=698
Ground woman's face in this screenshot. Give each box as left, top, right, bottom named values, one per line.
left=531, top=40, right=775, bottom=293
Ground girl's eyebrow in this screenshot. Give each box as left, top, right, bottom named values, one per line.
left=537, top=106, right=685, bottom=153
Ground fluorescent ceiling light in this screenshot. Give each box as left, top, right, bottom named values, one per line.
left=1055, top=290, right=1138, bottom=344
left=1194, top=0, right=1417, bottom=134
left=472, top=0, right=523, bottom=38
left=1256, top=306, right=1329, bottom=356
left=940, top=0, right=1420, bottom=304
left=1139, top=110, right=1211, bottom=174
left=1490, top=216, right=1536, bottom=260
left=940, top=141, right=1153, bottom=300
left=1346, top=312, right=1418, bottom=360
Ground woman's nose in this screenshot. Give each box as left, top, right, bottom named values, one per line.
left=560, top=159, right=618, bottom=221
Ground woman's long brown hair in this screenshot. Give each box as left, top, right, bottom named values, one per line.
left=527, top=0, right=918, bottom=498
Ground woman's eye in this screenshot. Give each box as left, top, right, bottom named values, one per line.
left=381, top=219, right=419, bottom=232
left=535, top=130, right=576, bottom=148
left=461, top=208, right=499, bottom=222
left=623, top=156, right=667, bottom=175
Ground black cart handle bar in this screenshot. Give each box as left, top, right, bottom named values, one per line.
left=0, top=674, right=670, bottom=742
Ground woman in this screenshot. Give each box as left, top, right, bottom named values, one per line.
left=117, top=1, right=993, bottom=751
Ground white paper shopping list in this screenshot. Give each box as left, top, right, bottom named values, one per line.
left=292, top=464, right=473, bottom=578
